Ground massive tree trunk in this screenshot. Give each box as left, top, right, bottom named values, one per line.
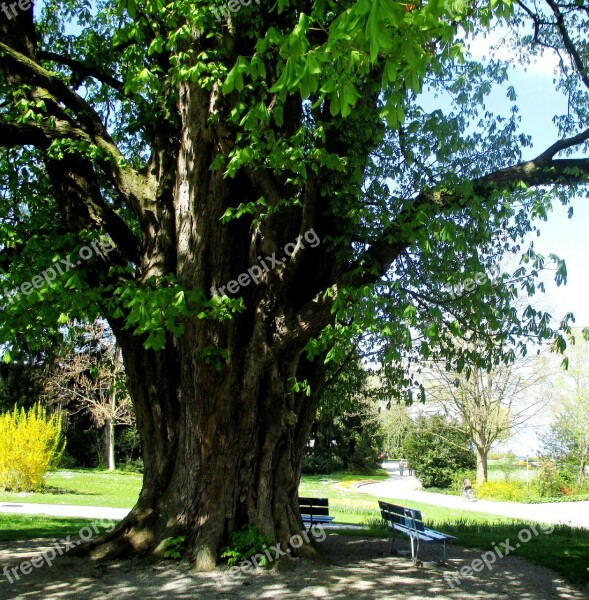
left=83, top=311, right=328, bottom=569
left=76, top=75, right=336, bottom=564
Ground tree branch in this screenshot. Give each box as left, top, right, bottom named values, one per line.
left=545, top=0, right=589, bottom=91
left=342, top=143, right=589, bottom=288
left=37, top=51, right=126, bottom=95
left=0, top=121, right=141, bottom=263
left=0, top=42, right=109, bottom=138
left=0, top=116, right=154, bottom=222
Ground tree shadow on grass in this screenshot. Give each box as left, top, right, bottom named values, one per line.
left=39, top=486, right=96, bottom=496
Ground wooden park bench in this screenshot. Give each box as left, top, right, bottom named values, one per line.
left=378, top=500, right=457, bottom=564
left=298, top=497, right=335, bottom=528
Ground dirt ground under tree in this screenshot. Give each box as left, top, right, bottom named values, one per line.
left=0, top=534, right=587, bottom=599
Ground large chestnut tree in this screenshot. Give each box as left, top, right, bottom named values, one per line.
left=1, top=0, right=588, bottom=569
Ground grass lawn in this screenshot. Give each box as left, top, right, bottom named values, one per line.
left=433, top=520, right=589, bottom=585
left=0, top=469, right=142, bottom=508
left=299, top=472, right=521, bottom=526
left=0, top=514, right=110, bottom=542
left=1, top=469, right=588, bottom=586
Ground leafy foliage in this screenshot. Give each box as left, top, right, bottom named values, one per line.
left=0, top=403, right=65, bottom=491
left=1, top=0, right=587, bottom=377
left=163, top=535, right=187, bottom=560
left=220, top=524, right=273, bottom=567
left=301, top=453, right=344, bottom=475
left=540, top=334, right=589, bottom=486
left=307, top=352, right=383, bottom=473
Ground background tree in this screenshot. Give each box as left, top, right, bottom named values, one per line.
left=541, top=334, right=589, bottom=487
left=1, top=0, right=588, bottom=568
left=0, top=336, right=60, bottom=412
left=379, top=402, right=413, bottom=459
left=402, top=413, right=476, bottom=488
left=42, top=321, right=133, bottom=471
left=425, top=350, right=549, bottom=483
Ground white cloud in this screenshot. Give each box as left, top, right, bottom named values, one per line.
left=464, top=29, right=562, bottom=78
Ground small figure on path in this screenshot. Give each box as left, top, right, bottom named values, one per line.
left=399, top=460, right=404, bottom=476
left=462, top=477, right=474, bottom=501
left=407, top=462, right=413, bottom=476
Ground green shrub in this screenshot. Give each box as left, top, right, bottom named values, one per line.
left=403, top=414, right=475, bottom=488
left=220, top=524, right=273, bottom=567
left=348, top=434, right=381, bottom=474
left=302, top=453, right=344, bottom=474
left=119, top=458, right=144, bottom=473
left=498, top=452, right=518, bottom=482
left=163, top=535, right=187, bottom=559
left=533, top=461, right=572, bottom=497
left=0, top=403, right=65, bottom=492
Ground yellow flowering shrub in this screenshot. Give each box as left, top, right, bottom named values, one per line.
left=0, top=404, right=65, bottom=492
left=473, top=480, right=527, bottom=502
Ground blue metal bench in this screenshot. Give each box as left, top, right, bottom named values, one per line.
left=378, top=500, right=457, bottom=564
left=299, top=497, right=335, bottom=528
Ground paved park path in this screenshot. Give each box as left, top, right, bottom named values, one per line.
left=359, top=461, right=589, bottom=529
left=0, top=501, right=128, bottom=521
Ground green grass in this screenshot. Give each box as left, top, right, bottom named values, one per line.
left=0, top=514, right=110, bottom=542
left=431, top=519, right=589, bottom=585
left=300, top=472, right=523, bottom=526
left=0, top=469, right=141, bottom=508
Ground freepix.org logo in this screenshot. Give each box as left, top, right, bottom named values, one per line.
left=1, top=233, right=115, bottom=309
left=210, top=228, right=320, bottom=297
left=1, top=0, right=32, bottom=21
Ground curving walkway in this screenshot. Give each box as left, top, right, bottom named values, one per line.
left=358, top=461, right=589, bottom=529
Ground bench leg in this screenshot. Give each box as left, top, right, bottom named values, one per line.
left=389, top=527, right=397, bottom=554
left=410, top=535, right=422, bottom=564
